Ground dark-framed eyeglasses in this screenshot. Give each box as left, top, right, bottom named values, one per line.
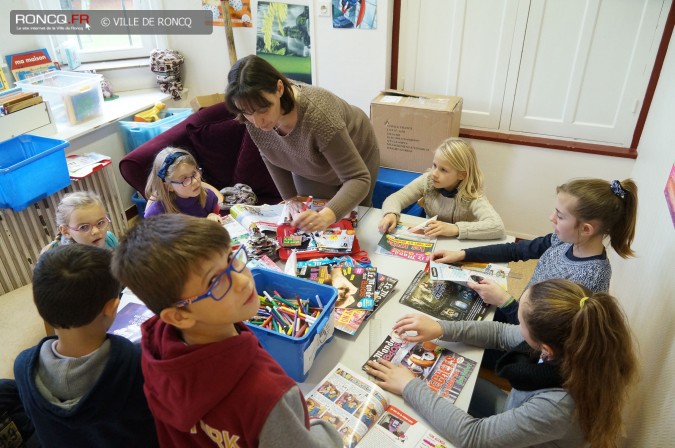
left=168, top=168, right=203, bottom=188
left=67, top=217, right=111, bottom=233
left=174, top=246, right=249, bottom=308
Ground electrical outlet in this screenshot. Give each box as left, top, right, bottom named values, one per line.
left=318, top=2, right=331, bottom=17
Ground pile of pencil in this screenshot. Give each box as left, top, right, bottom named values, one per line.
left=248, top=290, right=325, bottom=338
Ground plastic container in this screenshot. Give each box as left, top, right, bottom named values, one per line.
left=247, top=268, right=338, bottom=382
left=16, top=71, right=103, bottom=126
left=117, top=108, right=193, bottom=153
left=0, top=135, right=70, bottom=211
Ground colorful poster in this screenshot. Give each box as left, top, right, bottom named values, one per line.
left=256, top=1, right=313, bottom=84
left=332, top=0, right=377, bottom=29
left=202, top=0, right=253, bottom=27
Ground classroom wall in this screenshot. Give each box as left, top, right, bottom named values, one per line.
left=163, top=0, right=393, bottom=113
left=608, top=28, right=675, bottom=446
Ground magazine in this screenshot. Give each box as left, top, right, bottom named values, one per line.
left=375, top=225, right=436, bottom=262
left=297, top=265, right=377, bottom=311
left=306, top=363, right=450, bottom=448
left=229, top=203, right=286, bottom=232
left=399, top=271, right=490, bottom=322
left=364, top=332, right=477, bottom=404
left=334, top=273, right=399, bottom=335
left=108, top=302, right=154, bottom=343
left=429, top=261, right=510, bottom=288
left=279, top=197, right=359, bottom=224
left=221, top=214, right=250, bottom=246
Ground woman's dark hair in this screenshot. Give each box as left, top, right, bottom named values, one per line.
left=225, top=55, right=295, bottom=123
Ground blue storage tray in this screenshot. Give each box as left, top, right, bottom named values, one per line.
left=118, top=108, right=193, bottom=153
left=0, top=135, right=70, bottom=211
left=373, top=167, right=426, bottom=217
left=247, top=268, right=338, bottom=382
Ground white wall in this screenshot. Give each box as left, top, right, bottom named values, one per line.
left=164, top=0, right=393, bottom=113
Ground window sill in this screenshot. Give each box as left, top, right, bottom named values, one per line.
left=34, top=88, right=170, bottom=142
left=71, top=58, right=150, bottom=73
left=459, top=128, right=638, bottom=159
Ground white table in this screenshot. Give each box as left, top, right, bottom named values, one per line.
left=298, top=208, right=513, bottom=419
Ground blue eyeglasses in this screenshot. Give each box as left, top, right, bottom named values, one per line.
left=174, top=246, right=249, bottom=308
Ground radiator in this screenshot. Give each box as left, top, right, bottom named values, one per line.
left=0, top=163, right=128, bottom=295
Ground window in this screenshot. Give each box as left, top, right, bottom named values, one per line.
left=397, top=0, right=670, bottom=150
left=32, top=0, right=167, bottom=64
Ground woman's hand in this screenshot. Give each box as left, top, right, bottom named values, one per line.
left=378, top=213, right=398, bottom=234
left=392, top=314, right=443, bottom=342
left=430, top=249, right=465, bottom=264
left=424, top=221, right=459, bottom=238
left=293, top=207, right=336, bottom=232
left=365, top=359, right=416, bottom=396
left=468, top=278, right=511, bottom=307
left=206, top=213, right=223, bottom=224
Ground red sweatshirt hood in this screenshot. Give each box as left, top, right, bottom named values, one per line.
left=140, top=316, right=258, bottom=432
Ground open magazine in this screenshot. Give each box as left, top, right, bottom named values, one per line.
left=400, top=271, right=490, bottom=322
left=375, top=225, right=436, bottom=262
left=229, top=203, right=286, bottom=232
left=221, top=214, right=250, bottom=247
left=306, top=364, right=451, bottom=448
left=364, top=332, right=477, bottom=404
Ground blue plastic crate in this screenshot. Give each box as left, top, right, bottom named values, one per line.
left=0, top=135, right=70, bottom=211
left=373, top=167, right=426, bottom=217
left=117, top=108, right=193, bottom=153
left=247, top=268, right=338, bottom=382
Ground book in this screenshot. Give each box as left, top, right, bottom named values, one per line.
left=375, top=225, right=437, bottom=262
left=306, top=363, right=451, bottom=448
left=66, top=152, right=112, bottom=179
left=333, top=273, right=399, bottom=335
left=108, top=302, right=154, bottom=343
left=297, top=265, right=377, bottom=310
left=364, top=332, right=477, bottom=404
left=221, top=214, right=250, bottom=247
left=4, top=95, right=43, bottom=114
left=5, top=48, right=60, bottom=81
left=229, top=203, right=286, bottom=232
left=399, top=270, right=490, bottom=322
left=0, top=68, right=11, bottom=92
left=64, top=84, right=102, bottom=124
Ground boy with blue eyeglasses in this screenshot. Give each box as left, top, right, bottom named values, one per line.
left=112, top=214, right=342, bottom=448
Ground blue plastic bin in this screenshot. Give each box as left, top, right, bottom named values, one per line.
left=117, top=108, right=193, bottom=153
left=247, top=268, right=338, bottom=382
left=0, top=135, right=70, bottom=211
left=373, top=167, right=426, bottom=217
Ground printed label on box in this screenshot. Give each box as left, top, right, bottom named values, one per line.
left=303, top=310, right=335, bottom=374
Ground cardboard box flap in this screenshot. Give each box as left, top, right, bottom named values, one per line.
left=190, top=93, right=225, bottom=111
left=373, top=89, right=461, bottom=112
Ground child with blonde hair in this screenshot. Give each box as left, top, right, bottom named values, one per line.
left=367, top=278, right=637, bottom=448
left=433, top=178, right=638, bottom=324
left=144, top=147, right=221, bottom=222
left=378, top=138, right=505, bottom=240
left=41, top=191, right=118, bottom=254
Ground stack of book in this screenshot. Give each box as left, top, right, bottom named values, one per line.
left=0, top=89, right=43, bottom=116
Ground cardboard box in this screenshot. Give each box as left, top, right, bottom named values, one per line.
left=190, top=93, right=225, bottom=112
left=371, top=90, right=462, bottom=173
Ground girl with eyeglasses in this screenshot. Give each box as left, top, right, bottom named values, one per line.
left=40, top=191, right=118, bottom=254
left=144, top=147, right=222, bottom=222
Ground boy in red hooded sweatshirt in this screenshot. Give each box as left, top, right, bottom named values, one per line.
left=111, top=214, right=342, bottom=447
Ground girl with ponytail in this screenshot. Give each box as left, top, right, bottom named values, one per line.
left=366, top=278, right=637, bottom=448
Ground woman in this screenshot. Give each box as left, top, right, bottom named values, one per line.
left=226, top=55, right=380, bottom=232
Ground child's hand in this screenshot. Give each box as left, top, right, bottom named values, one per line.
left=365, top=359, right=416, bottom=396
left=430, top=249, right=465, bottom=264
left=424, top=221, right=459, bottom=237
left=378, top=213, right=398, bottom=233
left=392, top=314, right=443, bottom=342
left=467, top=278, right=511, bottom=307
left=207, top=213, right=223, bottom=224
